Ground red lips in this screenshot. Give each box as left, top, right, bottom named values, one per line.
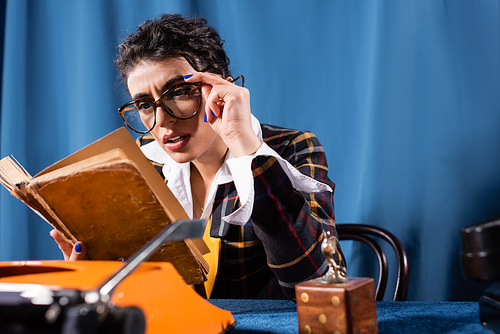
left=162, top=132, right=191, bottom=151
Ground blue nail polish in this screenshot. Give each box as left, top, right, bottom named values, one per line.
left=211, top=110, right=217, bottom=118
left=121, top=258, right=126, bottom=262
left=74, top=243, right=82, bottom=253
left=183, top=74, right=193, bottom=79
left=204, top=113, right=207, bottom=122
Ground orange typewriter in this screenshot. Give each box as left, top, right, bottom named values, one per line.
left=0, top=219, right=235, bottom=334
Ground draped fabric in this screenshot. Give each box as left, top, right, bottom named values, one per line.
left=0, top=0, right=499, bottom=301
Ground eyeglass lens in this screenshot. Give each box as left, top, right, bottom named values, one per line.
left=120, top=83, right=202, bottom=133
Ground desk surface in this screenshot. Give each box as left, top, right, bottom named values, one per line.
left=210, top=300, right=490, bottom=334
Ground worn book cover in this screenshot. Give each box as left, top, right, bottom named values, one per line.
left=0, top=128, right=209, bottom=285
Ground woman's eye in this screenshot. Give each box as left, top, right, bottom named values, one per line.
left=136, top=101, right=154, bottom=110
left=166, top=85, right=198, bottom=99
left=171, top=87, right=191, bottom=97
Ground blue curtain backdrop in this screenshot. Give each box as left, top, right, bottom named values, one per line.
left=0, top=0, right=499, bottom=301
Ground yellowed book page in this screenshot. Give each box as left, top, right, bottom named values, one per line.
left=0, top=156, right=31, bottom=191
left=0, top=157, right=60, bottom=228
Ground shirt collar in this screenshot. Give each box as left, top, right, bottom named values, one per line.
left=140, top=114, right=263, bottom=218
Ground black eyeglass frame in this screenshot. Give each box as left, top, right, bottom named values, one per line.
left=118, top=81, right=203, bottom=134
left=118, top=73, right=245, bottom=134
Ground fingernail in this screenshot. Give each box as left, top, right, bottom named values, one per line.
left=74, top=243, right=82, bottom=253
left=204, top=112, right=207, bottom=122
left=183, top=74, right=193, bottom=79
left=121, top=258, right=126, bottom=262
left=211, top=110, right=217, bottom=118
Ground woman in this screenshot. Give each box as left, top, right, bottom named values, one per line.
left=51, top=13, right=343, bottom=299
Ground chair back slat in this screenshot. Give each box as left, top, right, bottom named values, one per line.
left=337, top=224, right=410, bottom=301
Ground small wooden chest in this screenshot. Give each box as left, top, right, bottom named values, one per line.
left=295, top=277, right=378, bottom=334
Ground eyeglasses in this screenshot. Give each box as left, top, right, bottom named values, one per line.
left=118, top=72, right=244, bottom=134
left=118, top=81, right=203, bottom=134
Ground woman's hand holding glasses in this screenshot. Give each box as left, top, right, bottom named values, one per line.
left=184, top=72, right=262, bottom=158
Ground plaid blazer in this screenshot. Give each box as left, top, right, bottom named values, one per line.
left=138, top=124, right=342, bottom=299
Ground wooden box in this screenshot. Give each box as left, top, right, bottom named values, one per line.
left=295, top=277, right=378, bottom=334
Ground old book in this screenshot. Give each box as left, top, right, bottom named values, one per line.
left=0, top=127, right=209, bottom=286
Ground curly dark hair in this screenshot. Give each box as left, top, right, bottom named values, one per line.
left=115, top=14, right=231, bottom=87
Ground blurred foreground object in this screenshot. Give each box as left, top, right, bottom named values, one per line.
left=0, top=219, right=235, bottom=333
left=461, top=216, right=500, bottom=333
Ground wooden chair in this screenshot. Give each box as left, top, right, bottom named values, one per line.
left=336, top=223, right=410, bottom=301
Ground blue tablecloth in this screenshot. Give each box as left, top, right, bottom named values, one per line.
left=210, top=300, right=490, bottom=334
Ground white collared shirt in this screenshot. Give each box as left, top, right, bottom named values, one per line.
left=140, top=115, right=332, bottom=226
